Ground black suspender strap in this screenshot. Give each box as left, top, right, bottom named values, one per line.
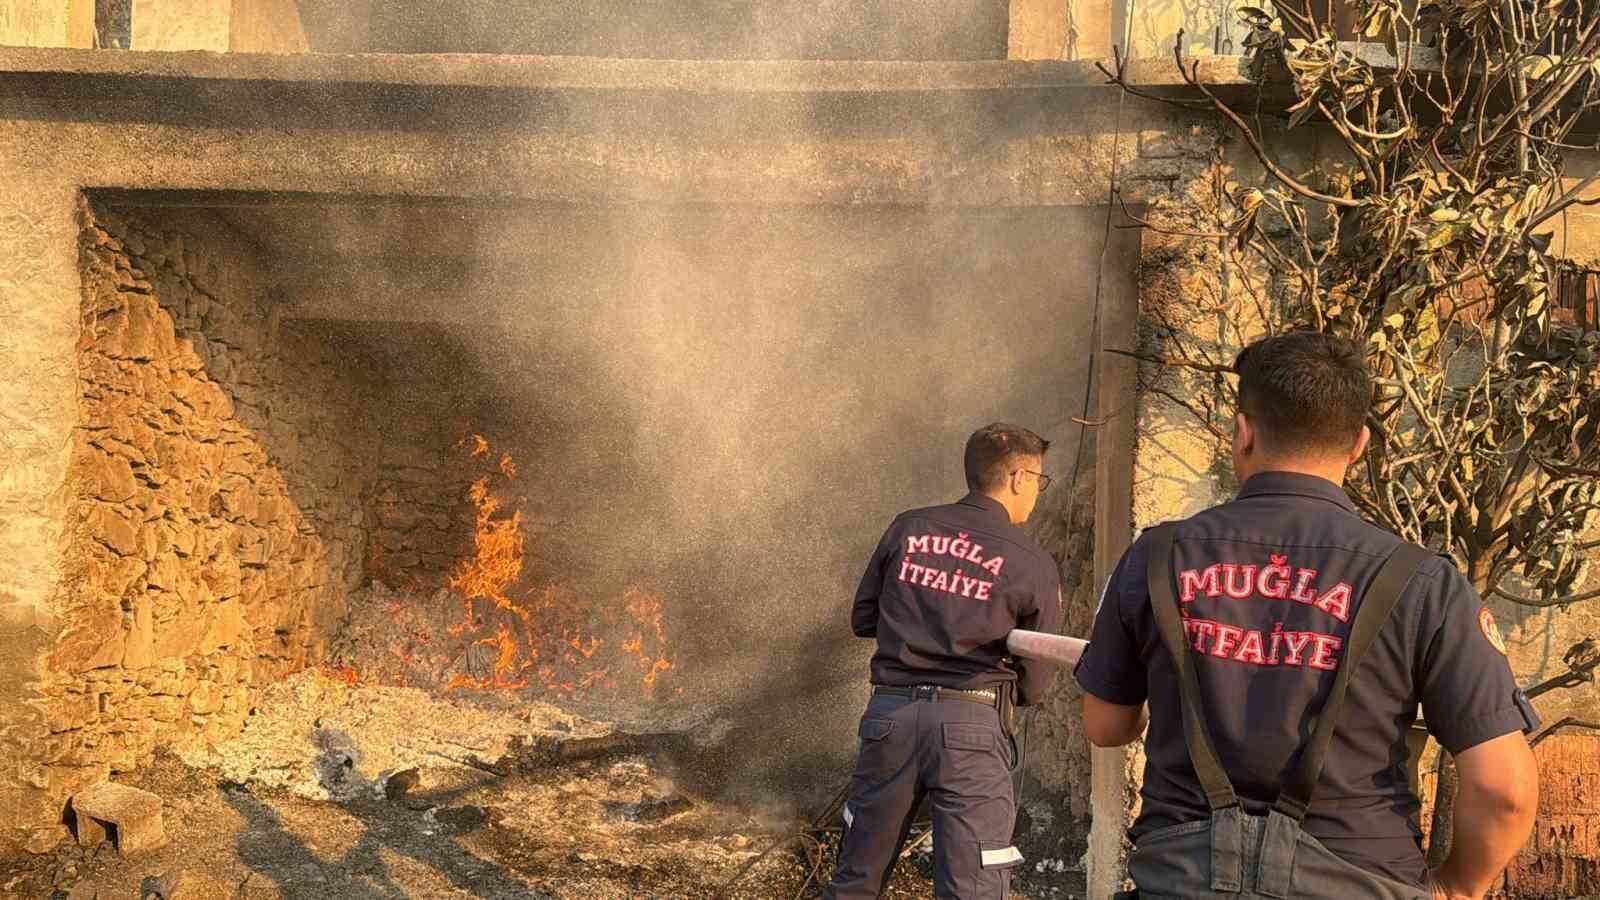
left=1145, top=523, right=1239, bottom=812
left=1271, top=541, right=1429, bottom=821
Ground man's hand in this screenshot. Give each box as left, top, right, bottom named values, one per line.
left=1425, top=869, right=1474, bottom=900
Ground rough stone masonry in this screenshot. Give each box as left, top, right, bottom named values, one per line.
left=24, top=203, right=384, bottom=851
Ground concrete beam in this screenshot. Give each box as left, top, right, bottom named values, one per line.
left=0, top=44, right=1253, bottom=94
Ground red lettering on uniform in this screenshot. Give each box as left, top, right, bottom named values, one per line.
left=907, top=535, right=931, bottom=554
left=1212, top=624, right=1244, bottom=658
left=1234, top=629, right=1267, bottom=665
left=1315, top=583, right=1353, bottom=623
left=1290, top=569, right=1319, bottom=606
left=1306, top=634, right=1342, bottom=670
left=1257, top=556, right=1292, bottom=599
left=1280, top=631, right=1313, bottom=666
left=898, top=551, right=996, bottom=602
left=1179, top=565, right=1220, bottom=602
left=1184, top=618, right=1217, bottom=652
left=1176, top=616, right=1344, bottom=672
left=1221, top=565, right=1257, bottom=600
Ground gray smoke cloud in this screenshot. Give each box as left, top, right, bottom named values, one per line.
left=454, top=201, right=1104, bottom=801
left=114, top=1, right=1116, bottom=808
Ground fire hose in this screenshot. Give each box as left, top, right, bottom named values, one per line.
left=1005, top=629, right=1088, bottom=667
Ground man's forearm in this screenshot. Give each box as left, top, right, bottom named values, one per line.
left=1433, top=772, right=1537, bottom=898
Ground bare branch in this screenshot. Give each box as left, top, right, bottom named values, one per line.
left=1104, top=347, right=1236, bottom=375
left=1530, top=717, right=1600, bottom=748
left=1490, top=585, right=1600, bottom=608
left=1170, top=34, right=1363, bottom=210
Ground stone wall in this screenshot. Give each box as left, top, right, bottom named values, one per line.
left=22, top=204, right=385, bottom=848
left=358, top=329, right=483, bottom=591
left=1502, top=734, right=1600, bottom=897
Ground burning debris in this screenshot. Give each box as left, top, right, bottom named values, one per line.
left=346, top=435, right=678, bottom=703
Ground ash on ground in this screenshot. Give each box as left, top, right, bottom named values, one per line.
left=1, top=587, right=1073, bottom=898
left=1, top=668, right=929, bottom=898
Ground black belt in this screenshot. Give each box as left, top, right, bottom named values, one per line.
left=873, top=684, right=997, bottom=705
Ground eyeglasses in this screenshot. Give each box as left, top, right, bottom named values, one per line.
left=1014, top=469, right=1053, bottom=492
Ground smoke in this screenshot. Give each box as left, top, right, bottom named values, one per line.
left=180, top=201, right=1110, bottom=807
left=448, top=201, right=1104, bottom=801
left=109, top=3, right=1120, bottom=808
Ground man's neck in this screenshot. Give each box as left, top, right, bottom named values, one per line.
left=1247, top=461, right=1348, bottom=487
left=980, top=490, right=1024, bottom=525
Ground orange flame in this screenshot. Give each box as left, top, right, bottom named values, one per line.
left=440, top=433, right=675, bottom=699
left=448, top=476, right=526, bottom=635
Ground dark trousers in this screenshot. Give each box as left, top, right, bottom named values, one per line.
left=823, top=691, right=1021, bottom=899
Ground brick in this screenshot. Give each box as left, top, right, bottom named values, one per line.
left=70, top=782, right=165, bottom=855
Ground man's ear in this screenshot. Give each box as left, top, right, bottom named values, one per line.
left=1234, top=413, right=1254, bottom=456
left=1347, top=425, right=1371, bottom=465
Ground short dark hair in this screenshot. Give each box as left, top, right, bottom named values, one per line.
left=1233, top=331, right=1371, bottom=456
left=964, top=423, right=1050, bottom=492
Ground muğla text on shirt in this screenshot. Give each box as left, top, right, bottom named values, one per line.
left=895, top=533, right=1007, bottom=601
left=1176, top=554, right=1355, bottom=672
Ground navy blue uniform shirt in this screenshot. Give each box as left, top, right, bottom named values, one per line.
left=854, top=492, right=1062, bottom=706
left=1075, top=472, right=1540, bottom=886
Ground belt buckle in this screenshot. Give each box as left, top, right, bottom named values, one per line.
left=913, top=684, right=937, bottom=701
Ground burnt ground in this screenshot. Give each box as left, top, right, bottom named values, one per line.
left=0, top=672, right=1084, bottom=899
left=0, top=749, right=847, bottom=898
left=0, top=752, right=1059, bottom=899
left=0, top=750, right=929, bottom=899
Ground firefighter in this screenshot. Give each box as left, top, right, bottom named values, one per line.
left=824, top=422, right=1062, bottom=899
left=1075, top=331, right=1541, bottom=899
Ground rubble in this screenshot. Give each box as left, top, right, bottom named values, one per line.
left=174, top=666, right=594, bottom=800
left=381, top=766, right=420, bottom=802
left=603, top=791, right=694, bottom=822
left=138, top=869, right=183, bottom=900
left=69, top=783, right=165, bottom=855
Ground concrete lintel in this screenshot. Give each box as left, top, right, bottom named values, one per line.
left=0, top=45, right=1253, bottom=95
